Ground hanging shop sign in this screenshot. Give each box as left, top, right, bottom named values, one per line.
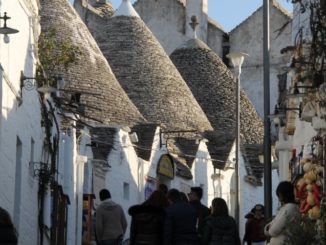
left=157, top=154, right=174, bottom=179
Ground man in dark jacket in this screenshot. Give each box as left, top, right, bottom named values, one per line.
left=164, top=189, right=199, bottom=245
left=96, top=189, right=127, bottom=245
left=188, top=187, right=210, bottom=229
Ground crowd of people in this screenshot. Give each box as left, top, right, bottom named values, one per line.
left=0, top=181, right=304, bottom=245
left=93, top=181, right=305, bottom=245
left=94, top=184, right=241, bottom=245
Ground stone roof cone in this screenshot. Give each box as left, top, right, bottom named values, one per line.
left=170, top=22, right=264, bottom=168
left=39, top=0, right=146, bottom=127
left=84, top=0, right=213, bottom=132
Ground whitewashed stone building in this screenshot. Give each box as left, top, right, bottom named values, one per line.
left=170, top=32, right=279, bottom=236
left=39, top=0, right=147, bottom=244
left=72, top=0, right=281, bottom=239
left=0, top=0, right=42, bottom=244
left=132, top=0, right=293, bottom=117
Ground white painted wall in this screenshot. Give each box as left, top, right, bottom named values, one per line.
left=0, top=0, right=42, bottom=244
left=229, top=5, right=292, bottom=117
left=85, top=126, right=278, bottom=241
left=193, top=140, right=214, bottom=206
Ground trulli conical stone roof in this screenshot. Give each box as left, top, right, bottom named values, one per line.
left=39, top=0, right=146, bottom=127
left=170, top=38, right=264, bottom=169
left=82, top=1, right=213, bottom=132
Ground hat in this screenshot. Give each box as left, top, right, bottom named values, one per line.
left=190, top=187, right=203, bottom=199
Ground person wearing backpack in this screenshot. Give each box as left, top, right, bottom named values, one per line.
left=199, top=198, right=240, bottom=245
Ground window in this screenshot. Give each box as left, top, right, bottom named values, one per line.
left=123, top=182, right=130, bottom=200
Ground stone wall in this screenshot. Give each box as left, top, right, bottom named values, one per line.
left=135, top=0, right=188, bottom=54
left=229, top=3, right=292, bottom=117
left=132, top=0, right=292, bottom=118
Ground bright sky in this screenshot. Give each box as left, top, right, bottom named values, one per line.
left=110, top=0, right=293, bottom=32
left=69, top=0, right=293, bottom=32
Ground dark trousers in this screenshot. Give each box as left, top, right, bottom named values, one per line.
left=100, top=238, right=123, bottom=245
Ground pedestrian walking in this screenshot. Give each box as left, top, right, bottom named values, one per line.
left=164, top=189, right=199, bottom=245
left=242, top=208, right=254, bottom=245
left=188, top=187, right=210, bottom=229
left=199, top=197, right=240, bottom=245
left=264, top=181, right=303, bottom=245
left=96, top=189, right=127, bottom=245
left=0, top=207, right=18, bottom=244
left=242, top=204, right=266, bottom=245
left=128, top=190, right=168, bottom=245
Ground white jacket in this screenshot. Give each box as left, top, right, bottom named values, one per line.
left=264, top=203, right=302, bottom=245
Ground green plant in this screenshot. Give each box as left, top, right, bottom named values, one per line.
left=38, top=27, right=81, bottom=72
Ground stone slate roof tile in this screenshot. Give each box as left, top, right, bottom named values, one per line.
left=171, top=155, right=193, bottom=180
left=242, top=144, right=264, bottom=185
left=91, top=0, right=114, bottom=16
left=172, top=137, right=199, bottom=168
left=90, top=127, right=117, bottom=161
left=40, top=0, right=146, bottom=127
left=170, top=38, right=264, bottom=176
left=85, top=13, right=213, bottom=132
left=131, top=123, right=158, bottom=161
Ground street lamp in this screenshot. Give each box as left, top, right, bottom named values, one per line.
left=0, top=12, right=19, bottom=44
left=226, top=52, right=249, bottom=228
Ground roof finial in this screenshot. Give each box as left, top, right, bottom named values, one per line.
left=189, top=15, right=199, bottom=39
left=113, top=0, right=140, bottom=17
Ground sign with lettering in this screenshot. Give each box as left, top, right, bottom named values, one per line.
left=157, top=154, right=174, bottom=179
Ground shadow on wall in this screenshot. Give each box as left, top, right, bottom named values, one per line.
left=91, top=129, right=139, bottom=240
left=0, top=39, right=43, bottom=244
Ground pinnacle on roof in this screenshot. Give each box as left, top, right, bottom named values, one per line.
left=84, top=10, right=213, bottom=133
left=113, top=0, right=140, bottom=18
left=170, top=34, right=264, bottom=169
left=189, top=15, right=199, bottom=39
left=39, top=0, right=146, bottom=127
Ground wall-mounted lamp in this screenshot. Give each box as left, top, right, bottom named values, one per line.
left=20, top=71, right=57, bottom=94
left=269, top=104, right=302, bottom=125
left=0, top=12, right=19, bottom=44
left=269, top=103, right=302, bottom=125
left=286, top=83, right=314, bottom=103
left=20, top=71, right=57, bottom=103
left=129, top=132, right=138, bottom=143
left=275, top=104, right=301, bottom=114
left=268, top=105, right=286, bottom=126
left=20, top=71, right=38, bottom=91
